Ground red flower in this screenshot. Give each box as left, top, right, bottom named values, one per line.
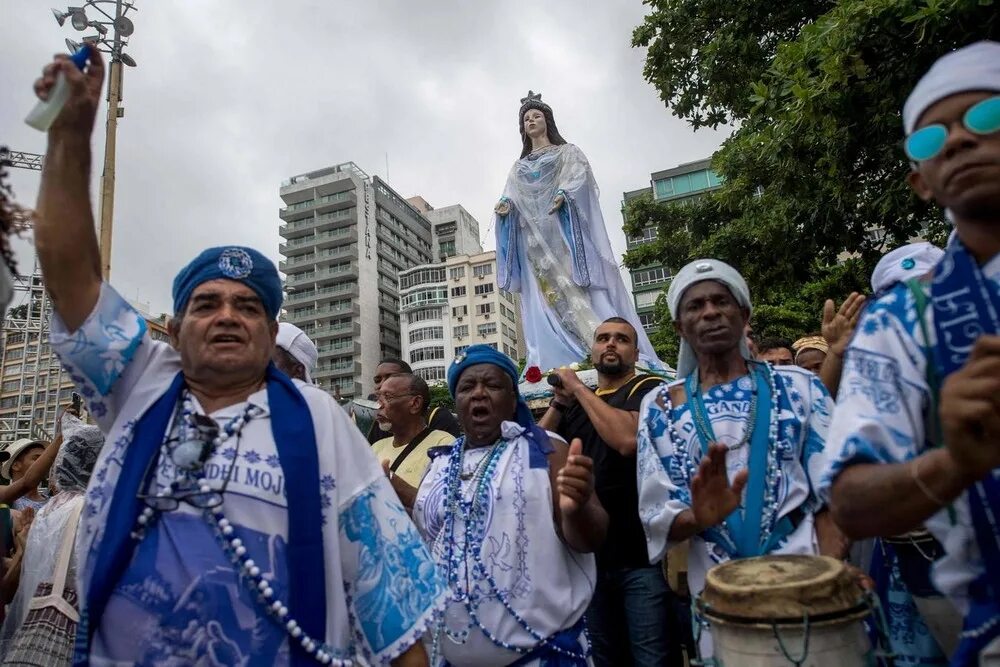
left=524, top=366, right=543, bottom=383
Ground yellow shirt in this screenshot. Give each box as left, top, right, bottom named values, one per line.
left=372, top=429, right=456, bottom=489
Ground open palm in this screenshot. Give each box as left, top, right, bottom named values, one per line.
left=690, top=443, right=748, bottom=531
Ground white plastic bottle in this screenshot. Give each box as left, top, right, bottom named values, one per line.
left=25, top=47, right=91, bottom=132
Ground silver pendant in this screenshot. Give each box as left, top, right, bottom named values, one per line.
left=172, top=439, right=206, bottom=470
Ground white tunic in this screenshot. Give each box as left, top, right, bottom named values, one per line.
left=818, top=253, right=1000, bottom=620
left=51, top=284, right=446, bottom=665
left=636, top=367, right=831, bottom=654
left=413, top=422, right=595, bottom=667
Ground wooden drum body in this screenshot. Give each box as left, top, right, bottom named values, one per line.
left=695, top=555, right=881, bottom=666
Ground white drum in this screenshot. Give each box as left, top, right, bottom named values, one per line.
left=695, top=555, right=882, bottom=666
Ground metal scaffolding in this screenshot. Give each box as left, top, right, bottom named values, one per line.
left=0, top=260, right=71, bottom=444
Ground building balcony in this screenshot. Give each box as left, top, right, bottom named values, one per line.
left=279, top=190, right=355, bottom=217
left=280, top=245, right=357, bottom=271
left=279, top=209, right=357, bottom=240
left=286, top=263, right=358, bottom=287
left=285, top=282, right=359, bottom=305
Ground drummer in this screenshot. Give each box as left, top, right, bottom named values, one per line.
left=635, top=259, right=847, bottom=655
left=820, top=42, right=1000, bottom=665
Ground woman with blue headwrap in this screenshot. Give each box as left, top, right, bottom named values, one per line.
left=410, top=345, right=607, bottom=666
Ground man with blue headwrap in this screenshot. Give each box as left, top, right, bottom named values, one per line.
left=409, top=344, right=607, bottom=666
left=30, top=47, right=444, bottom=666
left=819, top=41, right=1000, bottom=665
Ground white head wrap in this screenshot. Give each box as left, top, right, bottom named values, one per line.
left=276, top=322, right=318, bottom=383
left=870, top=242, right=945, bottom=294
left=666, top=259, right=753, bottom=379
left=903, top=41, right=1000, bottom=136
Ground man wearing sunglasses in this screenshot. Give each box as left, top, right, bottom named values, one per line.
left=820, top=41, right=1000, bottom=665
left=30, top=47, right=443, bottom=666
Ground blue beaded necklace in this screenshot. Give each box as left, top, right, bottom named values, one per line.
left=430, top=434, right=588, bottom=664
left=657, top=362, right=786, bottom=554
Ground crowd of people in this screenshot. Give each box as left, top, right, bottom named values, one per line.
left=0, top=37, right=995, bottom=667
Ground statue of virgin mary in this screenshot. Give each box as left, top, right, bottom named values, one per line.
left=495, top=92, right=666, bottom=373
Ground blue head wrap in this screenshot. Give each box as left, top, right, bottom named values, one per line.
left=448, top=344, right=534, bottom=429
left=172, top=246, right=283, bottom=319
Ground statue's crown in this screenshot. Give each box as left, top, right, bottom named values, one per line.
left=519, top=90, right=550, bottom=112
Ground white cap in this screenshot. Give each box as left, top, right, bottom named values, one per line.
left=903, top=41, right=1000, bottom=135
left=870, top=242, right=944, bottom=294
left=276, top=322, right=318, bottom=382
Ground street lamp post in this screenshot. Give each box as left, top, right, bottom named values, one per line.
left=53, top=1, right=137, bottom=282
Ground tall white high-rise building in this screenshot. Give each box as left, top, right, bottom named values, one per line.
left=399, top=250, right=524, bottom=383
left=279, top=163, right=433, bottom=399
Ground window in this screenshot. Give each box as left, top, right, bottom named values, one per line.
left=451, top=286, right=467, bottom=298
left=474, top=283, right=494, bottom=296
left=500, top=304, right=515, bottom=321
left=401, top=287, right=447, bottom=309
left=416, top=366, right=446, bottom=382
left=439, top=240, right=456, bottom=257
left=629, top=227, right=657, bottom=246
left=477, top=303, right=494, bottom=316
left=486, top=342, right=498, bottom=350
left=409, top=326, right=444, bottom=344
left=453, top=325, right=469, bottom=338
left=632, top=266, right=670, bottom=287
left=4, top=348, right=24, bottom=361
left=449, top=267, right=465, bottom=280
left=452, top=305, right=468, bottom=317
left=502, top=324, right=517, bottom=340
left=478, top=323, right=497, bottom=337
left=473, top=263, right=493, bottom=278
left=407, top=307, right=443, bottom=324
left=455, top=345, right=469, bottom=357
left=654, top=178, right=673, bottom=199
left=504, top=343, right=518, bottom=358
left=635, top=291, right=662, bottom=308
left=410, top=346, right=445, bottom=363
left=639, top=312, right=657, bottom=330
left=399, top=267, right=446, bottom=290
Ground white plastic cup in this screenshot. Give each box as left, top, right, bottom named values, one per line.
left=24, top=47, right=91, bottom=132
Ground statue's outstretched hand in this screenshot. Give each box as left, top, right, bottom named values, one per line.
left=548, top=194, right=565, bottom=215
left=495, top=200, right=511, bottom=216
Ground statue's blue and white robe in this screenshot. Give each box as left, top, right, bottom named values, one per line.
left=52, top=284, right=446, bottom=665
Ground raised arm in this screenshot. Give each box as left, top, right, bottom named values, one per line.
left=33, top=47, right=105, bottom=332
left=0, top=434, right=62, bottom=506
left=549, top=437, right=608, bottom=552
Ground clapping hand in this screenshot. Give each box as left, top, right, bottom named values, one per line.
left=939, top=336, right=1000, bottom=480
left=691, top=443, right=748, bottom=531
left=822, top=292, right=866, bottom=356
left=557, top=439, right=594, bottom=515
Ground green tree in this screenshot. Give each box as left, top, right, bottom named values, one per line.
left=427, top=381, right=455, bottom=412
left=626, top=0, right=998, bottom=349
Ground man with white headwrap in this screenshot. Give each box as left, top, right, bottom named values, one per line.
left=819, top=41, right=1000, bottom=665
left=274, top=322, right=319, bottom=383
left=635, top=259, right=842, bottom=657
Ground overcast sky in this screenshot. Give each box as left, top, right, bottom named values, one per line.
left=1, top=0, right=729, bottom=315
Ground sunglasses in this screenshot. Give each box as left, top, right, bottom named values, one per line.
left=904, top=95, right=1000, bottom=162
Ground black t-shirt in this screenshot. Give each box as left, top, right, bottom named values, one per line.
left=367, top=406, right=463, bottom=444
left=556, top=374, right=664, bottom=570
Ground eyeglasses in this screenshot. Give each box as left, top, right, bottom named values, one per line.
left=374, top=392, right=417, bottom=404
left=136, top=414, right=237, bottom=511
left=904, top=95, right=1000, bottom=162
